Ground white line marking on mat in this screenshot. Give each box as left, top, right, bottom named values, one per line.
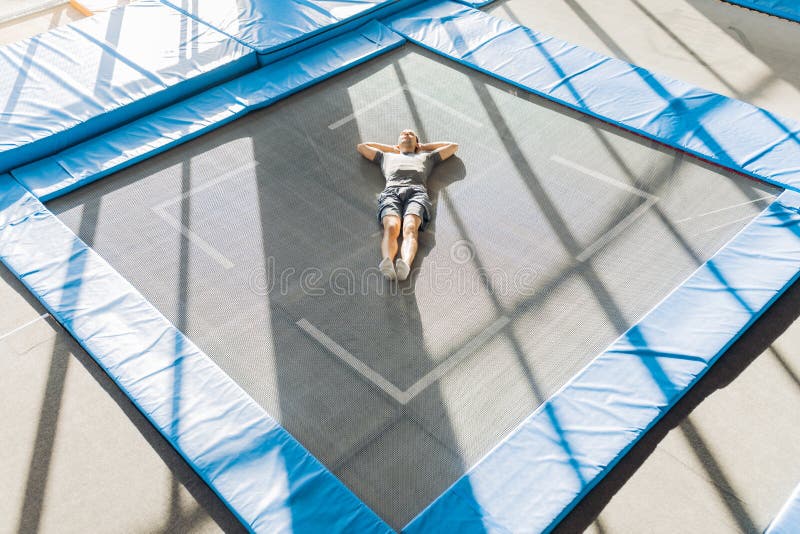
left=691, top=213, right=759, bottom=237
left=551, top=154, right=659, bottom=262
left=328, top=87, right=406, bottom=130
left=152, top=208, right=236, bottom=269
left=151, top=162, right=259, bottom=210
left=407, top=87, right=484, bottom=128
left=328, top=85, right=484, bottom=130
left=0, top=313, right=51, bottom=341
left=151, top=162, right=258, bottom=270
left=674, top=195, right=775, bottom=223
left=403, top=315, right=510, bottom=401
left=551, top=155, right=657, bottom=200
left=576, top=200, right=656, bottom=263
left=297, top=315, right=509, bottom=404
left=297, top=318, right=408, bottom=403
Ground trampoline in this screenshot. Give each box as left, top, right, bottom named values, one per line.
left=46, top=45, right=780, bottom=528
left=2, top=1, right=800, bottom=532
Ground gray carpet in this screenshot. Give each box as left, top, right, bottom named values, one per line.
left=48, top=45, right=780, bottom=529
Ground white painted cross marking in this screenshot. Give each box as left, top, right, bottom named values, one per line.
left=151, top=162, right=259, bottom=270
left=551, top=154, right=659, bottom=262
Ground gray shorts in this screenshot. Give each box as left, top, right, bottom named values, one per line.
left=377, top=185, right=432, bottom=231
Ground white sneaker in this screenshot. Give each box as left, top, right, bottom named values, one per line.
left=395, top=258, right=410, bottom=281
left=379, top=257, right=397, bottom=280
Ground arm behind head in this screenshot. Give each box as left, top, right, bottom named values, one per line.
left=357, top=142, right=401, bottom=161
left=426, top=142, right=459, bottom=161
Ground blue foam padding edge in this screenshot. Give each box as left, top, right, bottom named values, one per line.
left=386, top=1, right=800, bottom=195
left=0, top=173, right=395, bottom=531
left=767, top=483, right=800, bottom=534
left=384, top=3, right=800, bottom=532
left=12, top=20, right=405, bottom=202
left=723, top=0, right=800, bottom=23
left=0, top=0, right=258, bottom=175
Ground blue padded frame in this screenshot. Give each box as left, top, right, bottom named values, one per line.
left=723, top=0, right=800, bottom=23
left=2, top=2, right=800, bottom=532
left=767, top=483, right=800, bottom=534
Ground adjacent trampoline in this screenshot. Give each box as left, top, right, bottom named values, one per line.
left=1, top=1, right=799, bottom=533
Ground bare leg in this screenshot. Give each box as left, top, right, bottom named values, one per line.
left=381, top=214, right=401, bottom=260
left=400, top=214, right=422, bottom=266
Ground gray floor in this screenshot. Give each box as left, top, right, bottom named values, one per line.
left=48, top=46, right=779, bottom=529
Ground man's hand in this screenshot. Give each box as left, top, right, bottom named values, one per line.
left=420, top=142, right=459, bottom=161
left=357, top=142, right=400, bottom=161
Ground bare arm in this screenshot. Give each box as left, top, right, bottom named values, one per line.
left=357, top=142, right=400, bottom=161
left=420, top=141, right=459, bottom=161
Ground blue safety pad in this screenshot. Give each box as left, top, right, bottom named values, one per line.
left=11, top=21, right=404, bottom=202
left=404, top=190, right=800, bottom=533
left=386, top=1, right=800, bottom=194
left=0, top=0, right=256, bottom=175
left=767, top=483, right=800, bottom=534
left=0, top=173, right=393, bottom=532
left=161, top=0, right=419, bottom=64
left=723, top=0, right=800, bottom=23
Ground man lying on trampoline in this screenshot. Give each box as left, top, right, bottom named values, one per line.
left=357, top=130, right=458, bottom=281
